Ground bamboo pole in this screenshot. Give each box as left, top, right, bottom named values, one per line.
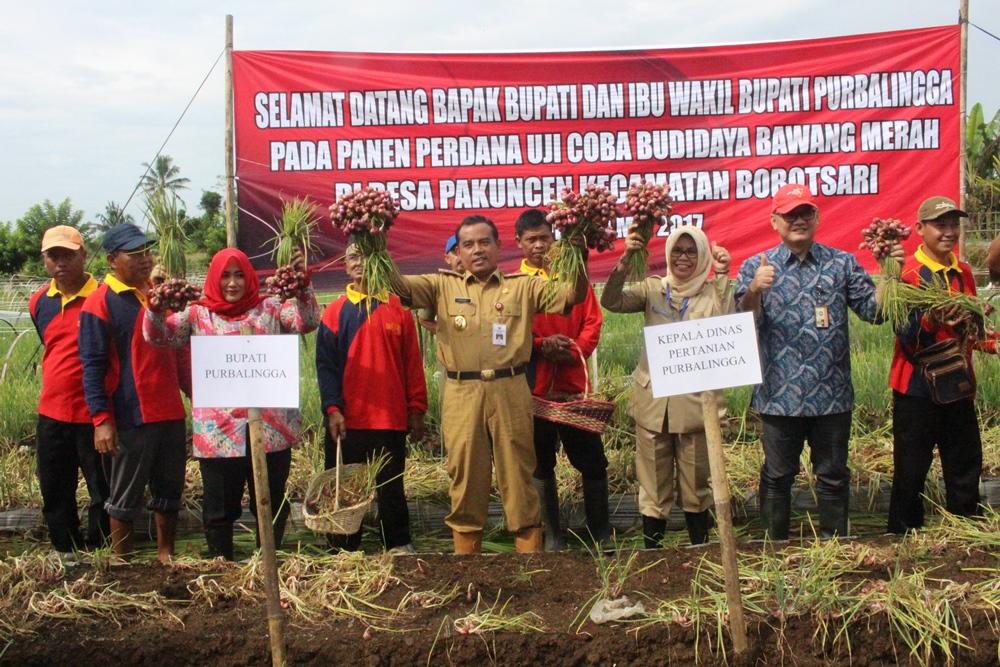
left=241, top=325, right=286, bottom=666
left=224, top=15, right=237, bottom=249
left=700, top=390, right=747, bottom=654
left=958, top=0, right=969, bottom=261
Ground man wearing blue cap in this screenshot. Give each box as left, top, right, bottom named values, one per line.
left=79, top=223, right=188, bottom=562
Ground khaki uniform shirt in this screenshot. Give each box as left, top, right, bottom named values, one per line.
left=401, top=269, right=570, bottom=373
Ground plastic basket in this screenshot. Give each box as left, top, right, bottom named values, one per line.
left=302, top=436, right=373, bottom=534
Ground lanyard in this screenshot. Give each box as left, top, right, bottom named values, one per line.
left=664, top=286, right=690, bottom=322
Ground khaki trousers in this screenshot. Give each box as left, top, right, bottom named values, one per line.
left=441, top=375, right=540, bottom=533
left=635, top=424, right=713, bottom=519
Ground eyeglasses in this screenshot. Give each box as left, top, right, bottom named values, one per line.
left=670, top=247, right=699, bottom=259
left=778, top=207, right=817, bottom=224
left=344, top=253, right=361, bottom=263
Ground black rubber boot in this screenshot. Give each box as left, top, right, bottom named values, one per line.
left=818, top=491, right=849, bottom=539
left=532, top=477, right=565, bottom=551
left=642, top=515, right=667, bottom=549
left=684, top=510, right=712, bottom=545
left=327, top=529, right=363, bottom=553
left=582, top=476, right=613, bottom=549
left=272, top=513, right=288, bottom=551
left=205, top=525, right=235, bottom=561
left=760, top=493, right=791, bottom=541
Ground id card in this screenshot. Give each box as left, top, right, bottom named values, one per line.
left=492, top=323, right=507, bottom=346
left=815, top=306, right=830, bottom=329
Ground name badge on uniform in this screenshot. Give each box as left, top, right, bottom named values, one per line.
left=815, top=306, right=830, bottom=329
left=492, top=323, right=507, bottom=346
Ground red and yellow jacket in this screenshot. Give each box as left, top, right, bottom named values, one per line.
left=890, top=246, right=998, bottom=399
left=79, top=275, right=186, bottom=429
left=519, top=260, right=602, bottom=396
left=316, top=286, right=427, bottom=431
left=29, top=275, right=99, bottom=423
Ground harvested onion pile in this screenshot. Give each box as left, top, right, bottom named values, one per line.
left=148, top=278, right=201, bottom=314
left=265, top=265, right=309, bottom=302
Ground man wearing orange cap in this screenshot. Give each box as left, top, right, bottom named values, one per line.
left=29, top=226, right=109, bottom=555
left=735, top=184, right=902, bottom=541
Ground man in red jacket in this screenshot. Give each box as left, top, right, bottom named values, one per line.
left=887, top=196, right=996, bottom=533
left=316, top=244, right=428, bottom=555
left=80, top=223, right=188, bottom=562
left=29, top=226, right=110, bottom=555
left=515, top=209, right=611, bottom=550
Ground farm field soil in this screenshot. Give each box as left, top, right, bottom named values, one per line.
left=3, top=537, right=1000, bottom=667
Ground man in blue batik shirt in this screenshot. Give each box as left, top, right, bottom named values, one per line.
left=735, top=184, right=901, bottom=540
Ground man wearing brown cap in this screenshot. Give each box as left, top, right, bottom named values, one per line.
left=28, top=226, right=109, bottom=555
left=735, top=184, right=902, bottom=541
left=886, top=196, right=994, bottom=533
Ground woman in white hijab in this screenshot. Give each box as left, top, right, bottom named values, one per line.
left=601, top=223, right=734, bottom=547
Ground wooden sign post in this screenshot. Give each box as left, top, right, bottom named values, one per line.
left=643, top=311, right=761, bottom=655
left=192, top=331, right=300, bottom=667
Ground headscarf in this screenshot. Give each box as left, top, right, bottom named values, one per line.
left=194, top=248, right=264, bottom=318
left=662, top=226, right=712, bottom=307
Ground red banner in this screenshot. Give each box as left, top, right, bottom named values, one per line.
left=233, top=26, right=959, bottom=288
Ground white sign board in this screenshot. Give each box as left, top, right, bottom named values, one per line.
left=190, top=335, right=300, bottom=409
left=643, top=311, right=762, bottom=398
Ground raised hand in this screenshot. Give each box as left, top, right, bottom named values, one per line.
left=750, top=253, right=774, bottom=294
left=711, top=242, right=731, bottom=274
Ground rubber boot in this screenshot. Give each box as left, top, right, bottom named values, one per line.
left=514, top=525, right=544, bottom=553
left=109, top=517, right=134, bottom=562
left=582, top=476, right=613, bottom=549
left=760, top=493, right=791, bottom=541
left=818, top=491, right=849, bottom=539
left=532, top=477, right=565, bottom=551
left=327, top=529, right=363, bottom=553
left=642, top=515, right=667, bottom=549
left=271, top=513, right=288, bottom=551
left=684, top=510, right=712, bottom=545
left=453, top=530, right=483, bottom=554
left=205, top=525, right=234, bottom=561
left=155, top=511, right=178, bottom=564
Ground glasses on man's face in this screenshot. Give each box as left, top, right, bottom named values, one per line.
left=779, top=207, right=817, bottom=224
left=345, top=253, right=361, bottom=263
left=124, top=247, right=152, bottom=258
left=670, top=247, right=699, bottom=259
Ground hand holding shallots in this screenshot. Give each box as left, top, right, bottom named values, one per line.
left=148, top=278, right=202, bottom=314
left=620, top=179, right=672, bottom=280
left=265, top=247, right=311, bottom=302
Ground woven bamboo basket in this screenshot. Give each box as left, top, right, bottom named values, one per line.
left=302, top=436, right=373, bottom=534
left=532, top=344, right=614, bottom=434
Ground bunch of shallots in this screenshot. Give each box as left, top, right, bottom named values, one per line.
left=329, top=187, right=399, bottom=235
left=545, top=184, right=620, bottom=289
left=265, top=265, right=309, bottom=302
left=860, top=218, right=911, bottom=266
left=621, top=179, right=673, bottom=281
left=329, top=186, right=403, bottom=302
left=860, top=218, right=911, bottom=326
left=148, top=278, right=201, bottom=314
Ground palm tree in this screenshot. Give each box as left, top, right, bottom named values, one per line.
left=94, top=201, right=135, bottom=232
left=139, top=155, right=190, bottom=204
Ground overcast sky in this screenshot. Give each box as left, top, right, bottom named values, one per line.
left=1, top=0, right=997, bottom=225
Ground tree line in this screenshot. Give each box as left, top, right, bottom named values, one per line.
left=0, top=156, right=227, bottom=276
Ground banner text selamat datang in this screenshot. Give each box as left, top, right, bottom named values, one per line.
left=232, top=27, right=960, bottom=283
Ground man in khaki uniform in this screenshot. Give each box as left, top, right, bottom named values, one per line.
left=395, top=215, right=588, bottom=553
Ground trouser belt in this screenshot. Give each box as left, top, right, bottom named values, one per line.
left=446, top=364, right=527, bottom=381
